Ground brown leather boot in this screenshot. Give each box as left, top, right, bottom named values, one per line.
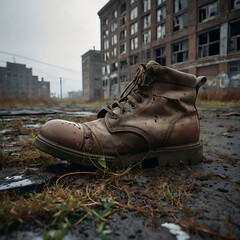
left=34, top=61, right=206, bottom=168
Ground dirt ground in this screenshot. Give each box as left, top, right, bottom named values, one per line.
left=0, top=102, right=239, bottom=240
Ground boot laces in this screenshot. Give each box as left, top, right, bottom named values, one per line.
left=104, top=64, right=149, bottom=117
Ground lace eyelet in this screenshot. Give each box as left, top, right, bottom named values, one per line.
left=130, top=104, right=136, bottom=109
left=143, top=94, right=149, bottom=98
left=121, top=108, right=127, bottom=115
left=137, top=98, right=143, bottom=103
left=110, top=113, right=118, bottom=119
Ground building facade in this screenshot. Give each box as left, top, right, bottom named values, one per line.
left=98, top=0, right=240, bottom=99
left=67, top=90, right=83, bottom=98
left=82, top=50, right=102, bottom=101
left=0, top=62, right=50, bottom=99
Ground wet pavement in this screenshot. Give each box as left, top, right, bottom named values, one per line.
left=0, top=102, right=239, bottom=240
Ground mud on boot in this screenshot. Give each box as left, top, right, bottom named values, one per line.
left=34, top=61, right=207, bottom=169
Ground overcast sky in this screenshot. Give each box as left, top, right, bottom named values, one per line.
left=0, top=0, right=109, bottom=97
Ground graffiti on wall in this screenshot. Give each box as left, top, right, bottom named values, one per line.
left=205, top=74, right=240, bottom=89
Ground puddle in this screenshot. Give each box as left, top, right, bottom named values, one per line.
left=3, top=142, right=17, bottom=146
left=0, top=136, right=10, bottom=141
left=17, top=134, right=28, bottom=139
left=3, top=146, right=23, bottom=152
left=0, top=109, right=57, bottom=117
left=5, top=175, right=23, bottom=180
left=1, top=117, right=14, bottom=121
left=161, top=223, right=190, bottom=240
left=0, top=129, right=12, bottom=134
left=21, top=117, right=39, bottom=122
left=0, top=175, right=33, bottom=191
left=65, top=111, right=96, bottom=117
left=23, top=123, right=42, bottom=128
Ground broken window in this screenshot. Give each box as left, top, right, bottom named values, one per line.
left=111, top=77, right=118, bottom=85
left=102, top=66, right=106, bottom=75
left=120, top=74, right=127, bottom=82
left=143, top=0, right=151, bottom=12
left=130, top=37, right=138, bottom=50
left=120, top=29, right=126, bottom=40
left=120, top=59, right=127, bottom=69
left=104, top=40, right=109, bottom=50
left=173, top=13, right=187, bottom=32
left=104, top=52, right=109, bottom=61
left=172, top=39, right=188, bottom=63
left=141, top=50, right=151, bottom=63
left=112, top=10, right=117, bottom=19
left=157, top=6, right=166, bottom=22
left=154, top=46, right=166, bottom=65
left=103, top=18, right=108, bottom=26
left=156, top=23, right=166, bottom=39
left=130, top=0, right=137, bottom=5
left=231, top=0, right=240, bottom=10
left=130, top=7, right=138, bottom=20
left=106, top=65, right=110, bottom=74
left=111, top=34, right=117, bottom=45
left=142, top=30, right=151, bottom=44
left=121, top=2, right=126, bottom=13
left=112, top=47, right=117, bottom=58
left=111, top=62, right=118, bottom=72
left=120, top=15, right=126, bottom=26
left=229, top=61, right=240, bottom=77
left=142, top=14, right=151, bottom=29
left=173, top=0, right=188, bottom=13
left=198, top=28, right=220, bottom=58
left=102, top=79, right=108, bottom=87
left=229, top=20, right=240, bottom=51
left=111, top=22, right=117, bottom=32
left=199, top=1, right=219, bottom=23
left=130, top=54, right=139, bottom=65
left=156, top=0, right=166, bottom=6
left=103, top=30, right=108, bottom=39
left=120, top=42, right=126, bottom=54
left=130, top=22, right=138, bottom=35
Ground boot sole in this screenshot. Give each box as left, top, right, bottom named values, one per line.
left=34, top=135, right=203, bottom=168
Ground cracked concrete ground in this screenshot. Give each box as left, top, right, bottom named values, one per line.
left=0, top=102, right=239, bottom=240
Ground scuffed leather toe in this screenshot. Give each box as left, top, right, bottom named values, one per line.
left=40, top=119, right=85, bottom=150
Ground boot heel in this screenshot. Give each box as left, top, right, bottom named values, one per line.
left=155, top=142, right=203, bottom=166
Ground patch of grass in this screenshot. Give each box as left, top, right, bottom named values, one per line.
left=1, top=138, right=55, bottom=167
left=0, top=166, right=199, bottom=237
left=0, top=97, right=110, bottom=109
left=0, top=97, right=60, bottom=108
left=0, top=186, right=85, bottom=232
left=197, top=88, right=240, bottom=102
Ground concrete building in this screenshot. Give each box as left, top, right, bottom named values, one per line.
left=82, top=50, right=102, bottom=101
left=98, top=0, right=240, bottom=99
left=0, top=62, right=50, bottom=99
left=67, top=90, right=82, bottom=98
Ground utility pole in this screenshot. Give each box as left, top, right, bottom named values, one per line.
left=60, top=77, right=63, bottom=98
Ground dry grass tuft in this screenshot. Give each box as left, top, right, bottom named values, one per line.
left=0, top=166, right=197, bottom=232
left=0, top=97, right=87, bottom=107
left=215, top=150, right=238, bottom=165
left=198, top=88, right=240, bottom=102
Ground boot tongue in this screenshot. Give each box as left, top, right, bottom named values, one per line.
left=146, top=61, right=160, bottom=70
left=141, top=61, right=160, bottom=84
left=97, top=62, right=158, bottom=119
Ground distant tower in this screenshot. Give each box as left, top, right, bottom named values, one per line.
left=82, top=50, right=101, bottom=101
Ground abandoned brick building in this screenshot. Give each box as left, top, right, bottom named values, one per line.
left=98, top=0, right=240, bottom=99
left=82, top=50, right=102, bottom=101
left=0, top=62, right=50, bottom=99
